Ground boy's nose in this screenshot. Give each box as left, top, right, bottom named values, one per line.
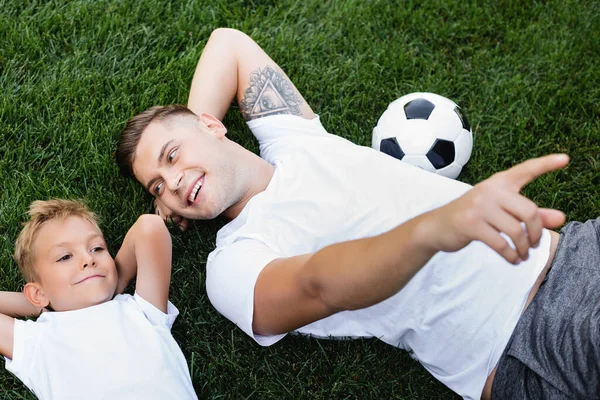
left=81, top=256, right=96, bottom=269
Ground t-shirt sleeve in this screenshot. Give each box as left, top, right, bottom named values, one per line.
left=133, top=293, right=179, bottom=330
left=247, top=115, right=329, bottom=162
left=4, top=319, right=38, bottom=390
left=206, top=239, right=287, bottom=346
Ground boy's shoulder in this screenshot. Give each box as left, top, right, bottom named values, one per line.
left=34, top=294, right=134, bottom=323
left=19, top=293, right=177, bottom=335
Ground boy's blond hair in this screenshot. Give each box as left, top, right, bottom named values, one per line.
left=14, top=199, right=101, bottom=283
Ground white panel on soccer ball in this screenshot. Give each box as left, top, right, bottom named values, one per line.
left=395, top=120, right=436, bottom=155
left=455, top=128, right=473, bottom=166
left=372, top=126, right=382, bottom=150
left=386, top=97, right=412, bottom=115
left=401, top=155, right=436, bottom=173
left=437, top=162, right=463, bottom=179
left=427, top=106, right=463, bottom=141
left=375, top=115, right=396, bottom=141
left=376, top=106, right=408, bottom=140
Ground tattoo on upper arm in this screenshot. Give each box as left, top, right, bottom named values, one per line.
left=240, top=66, right=304, bottom=121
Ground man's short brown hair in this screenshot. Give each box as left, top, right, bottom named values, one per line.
left=116, top=105, right=196, bottom=177
left=14, top=199, right=101, bottom=283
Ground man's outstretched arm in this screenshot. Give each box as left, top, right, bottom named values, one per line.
left=253, top=154, right=569, bottom=335
left=187, top=28, right=315, bottom=121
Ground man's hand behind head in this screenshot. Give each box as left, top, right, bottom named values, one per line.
left=152, top=198, right=188, bottom=232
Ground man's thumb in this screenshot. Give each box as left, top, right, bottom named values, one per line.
left=539, top=208, right=566, bottom=229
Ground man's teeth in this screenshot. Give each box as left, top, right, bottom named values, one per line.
left=188, top=180, right=203, bottom=202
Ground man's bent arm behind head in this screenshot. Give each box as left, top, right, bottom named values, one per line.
left=148, top=28, right=316, bottom=228
left=187, top=28, right=315, bottom=122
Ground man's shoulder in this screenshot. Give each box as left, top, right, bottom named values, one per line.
left=208, top=237, right=279, bottom=269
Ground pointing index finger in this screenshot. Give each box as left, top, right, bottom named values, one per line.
left=504, top=154, right=569, bottom=190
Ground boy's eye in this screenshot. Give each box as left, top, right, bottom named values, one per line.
left=91, top=246, right=105, bottom=253
left=167, top=148, right=177, bottom=163
left=57, top=254, right=72, bottom=262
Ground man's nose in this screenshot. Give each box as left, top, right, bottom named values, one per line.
left=166, top=171, right=184, bottom=193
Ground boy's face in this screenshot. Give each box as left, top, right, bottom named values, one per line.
left=28, top=216, right=118, bottom=312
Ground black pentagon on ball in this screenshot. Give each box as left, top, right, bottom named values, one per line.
left=454, top=107, right=471, bottom=131
left=404, top=98, right=435, bottom=120
left=426, top=139, right=455, bottom=169
left=380, top=137, right=405, bottom=160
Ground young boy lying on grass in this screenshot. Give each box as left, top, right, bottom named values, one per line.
left=0, top=199, right=197, bottom=400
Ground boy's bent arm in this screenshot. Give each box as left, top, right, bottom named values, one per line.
left=0, top=313, right=15, bottom=359
left=0, top=292, right=42, bottom=359
left=0, top=292, right=42, bottom=318
left=253, top=155, right=569, bottom=335
left=115, top=215, right=172, bottom=313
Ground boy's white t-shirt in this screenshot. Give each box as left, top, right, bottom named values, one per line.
left=206, top=115, right=552, bottom=400
left=5, top=293, right=197, bottom=400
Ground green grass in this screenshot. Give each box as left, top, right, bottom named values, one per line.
left=1, top=0, right=599, bottom=398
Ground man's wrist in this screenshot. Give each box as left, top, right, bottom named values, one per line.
left=411, top=210, right=443, bottom=257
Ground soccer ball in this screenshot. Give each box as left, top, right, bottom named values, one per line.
left=372, top=92, right=473, bottom=179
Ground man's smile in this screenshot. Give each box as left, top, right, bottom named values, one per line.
left=186, top=175, right=205, bottom=206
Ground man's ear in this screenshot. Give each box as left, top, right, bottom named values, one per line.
left=199, top=113, right=227, bottom=139
left=23, top=282, right=50, bottom=309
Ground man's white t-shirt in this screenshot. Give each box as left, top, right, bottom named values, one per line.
left=5, top=293, right=197, bottom=400
left=206, top=115, right=551, bottom=400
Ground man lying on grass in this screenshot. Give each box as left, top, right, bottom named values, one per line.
left=116, top=28, right=598, bottom=400
left=0, top=200, right=197, bottom=400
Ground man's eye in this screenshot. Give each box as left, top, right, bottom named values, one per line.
left=57, top=254, right=72, bottom=262
left=168, top=148, right=177, bottom=163
left=154, top=182, right=163, bottom=196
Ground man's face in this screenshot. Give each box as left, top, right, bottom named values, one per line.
left=132, top=114, right=238, bottom=220
left=31, top=216, right=118, bottom=311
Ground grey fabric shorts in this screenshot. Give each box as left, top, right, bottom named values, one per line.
left=491, top=218, right=600, bottom=399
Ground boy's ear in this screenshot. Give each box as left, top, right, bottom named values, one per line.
left=199, top=113, right=227, bottom=139
left=23, top=282, right=50, bottom=309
